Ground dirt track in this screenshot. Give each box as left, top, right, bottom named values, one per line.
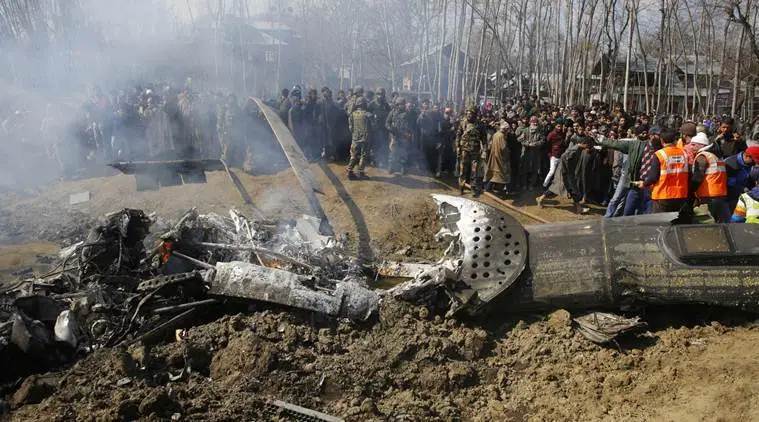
left=2, top=163, right=759, bottom=421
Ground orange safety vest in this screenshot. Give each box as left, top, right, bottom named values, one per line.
left=694, top=151, right=727, bottom=198
left=652, top=145, right=689, bottom=200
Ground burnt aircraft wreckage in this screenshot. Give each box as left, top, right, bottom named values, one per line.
left=106, top=97, right=759, bottom=321
left=392, top=194, right=759, bottom=319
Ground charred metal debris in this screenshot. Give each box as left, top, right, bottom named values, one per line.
left=4, top=193, right=759, bottom=394
left=387, top=194, right=759, bottom=343
left=0, top=207, right=378, bottom=383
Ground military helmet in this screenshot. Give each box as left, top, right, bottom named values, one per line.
left=394, top=97, right=406, bottom=106
left=466, top=105, right=478, bottom=115
left=355, top=97, right=368, bottom=109
left=354, top=85, right=364, bottom=95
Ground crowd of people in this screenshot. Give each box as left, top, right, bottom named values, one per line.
left=0, top=80, right=275, bottom=179
left=276, top=86, right=759, bottom=224
left=7, top=79, right=759, bottom=225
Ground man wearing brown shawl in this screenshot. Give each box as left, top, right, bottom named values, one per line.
left=485, top=121, right=512, bottom=193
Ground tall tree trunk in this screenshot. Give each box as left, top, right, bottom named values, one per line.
left=714, top=21, right=729, bottom=114
left=472, top=0, right=490, bottom=98
left=449, top=0, right=464, bottom=102
left=554, top=0, right=562, bottom=103
left=673, top=1, right=691, bottom=118
left=462, top=4, right=475, bottom=105
left=684, top=1, right=702, bottom=115
left=602, top=0, right=619, bottom=106
left=480, top=0, right=502, bottom=101
left=634, top=0, right=650, bottom=114
left=516, top=0, right=528, bottom=96
left=535, top=0, right=545, bottom=99
left=380, top=0, right=397, bottom=91
left=581, top=1, right=601, bottom=105
left=453, top=1, right=468, bottom=104
left=655, top=0, right=665, bottom=113
left=568, top=0, right=589, bottom=105
left=703, top=1, right=715, bottom=114
left=729, top=0, right=759, bottom=64
left=560, top=0, right=573, bottom=104
left=417, top=0, right=427, bottom=100
left=540, top=0, right=552, bottom=100
left=623, top=0, right=635, bottom=111
left=666, top=1, right=675, bottom=114
left=437, top=0, right=448, bottom=102
left=732, top=24, right=745, bottom=116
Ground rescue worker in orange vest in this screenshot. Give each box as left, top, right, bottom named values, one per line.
left=634, top=129, right=691, bottom=216
left=687, top=132, right=730, bottom=223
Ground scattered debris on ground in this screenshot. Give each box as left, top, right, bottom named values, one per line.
left=0, top=206, right=379, bottom=405
left=3, top=189, right=759, bottom=421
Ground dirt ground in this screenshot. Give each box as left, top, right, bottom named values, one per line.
left=2, top=163, right=759, bottom=421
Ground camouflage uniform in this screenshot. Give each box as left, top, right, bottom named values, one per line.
left=345, top=86, right=364, bottom=115
left=386, top=98, right=413, bottom=175
left=368, top=89, right=391, bottom=167
left=347, top=98, right=372, bottom=177
left=457, top=109, right=485, bottom=194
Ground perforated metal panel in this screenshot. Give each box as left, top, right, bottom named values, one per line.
left=432, top=194, right=528, bottom=302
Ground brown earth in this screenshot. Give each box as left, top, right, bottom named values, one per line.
left=2, top=163, right=758, bottom=421
left=0, top=162, right=592, bottom=257
left=8, top=302, right=759, bottom=421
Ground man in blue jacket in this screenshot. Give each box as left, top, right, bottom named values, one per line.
left=725, top=145, right=758, bottom=211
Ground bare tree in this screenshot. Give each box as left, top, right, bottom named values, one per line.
left=727, top=0, right=759, bottom=62
left=623, top=0, right=636, bottom=111
left=436, top=0, right=448, bottom=101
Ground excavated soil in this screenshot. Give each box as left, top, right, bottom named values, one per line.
left=8, top=302, right=759, bottom=421
left=3, top=164, right=759, bottom=421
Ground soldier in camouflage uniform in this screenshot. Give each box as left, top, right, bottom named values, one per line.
left=386, top=97, right=414, bottom=175
left=367, top=88, right=392, bottom=168
left=345, top=86, right=364, bottom=115
left=456, top=106, right=485, bottom=196
left=368, top=88, right=391, bottom=168
left=347, top=97, right=372, bottom=179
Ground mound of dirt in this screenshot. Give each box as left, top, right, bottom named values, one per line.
left=370, top=200, right=443, bottom=261
left=9, top=299, right=759, bottom=421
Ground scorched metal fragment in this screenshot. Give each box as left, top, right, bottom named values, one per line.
left=394, top=195, right=759, bottom=315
